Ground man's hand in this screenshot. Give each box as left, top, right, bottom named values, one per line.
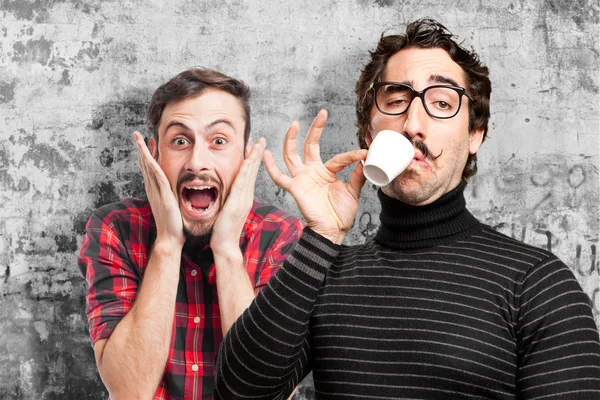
left=264, top=110, right=368, bottom=244
left=210, top=138, right=266, bottom=255
left=211, top=138, right=266, bottom=336
left=133, top=131, right=185, bottom=249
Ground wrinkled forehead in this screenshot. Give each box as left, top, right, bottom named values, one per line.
left=382, top=47, right=468, bottom=90
left=158, top=89, right=246, bottom=134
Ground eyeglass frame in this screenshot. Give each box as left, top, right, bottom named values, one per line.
left=368, top=81, right=474, bottom=120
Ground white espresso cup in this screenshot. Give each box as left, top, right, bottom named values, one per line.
left=363, top=130, right=415, bottom=186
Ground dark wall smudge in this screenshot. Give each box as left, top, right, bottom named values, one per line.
left=54, top=234, right=78, bottom=253
left=20, top=142, right=70, bottom=175
left=87, top=90, right=151, bottom=170
left=1, top=0, right=102, bottom=22
left=0, top=287, right=107, bottom=399
left=373, top=0, right=395, bottom=7
left=544, top=0, right=599, bottom=26
left=1, top=0, right=45, bottom=22
left=0, top=79, right=17, bottom=103
left=58, top=69, right=71, bottom=86
left=11, top=36, right=53, bottom=65
left=89, top=181, right=119, bottom=209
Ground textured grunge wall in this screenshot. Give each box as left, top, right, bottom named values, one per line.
left=0, top=0, right=598, bottom=399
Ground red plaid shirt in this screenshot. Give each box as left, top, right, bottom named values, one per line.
left=78, top=197, right=303, bottom=399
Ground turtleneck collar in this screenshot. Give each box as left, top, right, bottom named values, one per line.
left=374, top=181, right=480, bottom=249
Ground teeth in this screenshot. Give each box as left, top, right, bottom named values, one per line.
left=185, top=185, right=213, bottom=190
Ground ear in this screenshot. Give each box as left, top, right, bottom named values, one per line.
left=149, top=137, right=158, bottom=159
left=365, top=129, right=374, bottom=147
left=468, top=128, right=484, bottom=155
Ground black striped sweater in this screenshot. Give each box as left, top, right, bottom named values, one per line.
left=215, top=183, right=600, bottom=399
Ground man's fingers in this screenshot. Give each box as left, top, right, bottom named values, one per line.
left=230, top=138, right=266, bottom=199
left=264, top=149, right=293, bottom=192
left=136, top=149, right=151, bottom=192
left=133, top=131, right=153, bottom=160
left=240, top=138, right=266, bottom=181
left=132, top=130, right=144, bottom=146
left=324, top=149, right=368, bottom=174
left=303, top=109, right=327, bottom=164
left=134, top=131, right=154, bottom=176
left=247, top=137, right=266, bottom=162
left=347, top=159, right=367, bottom=201
left=133, top=131, right=171, bottom=194
left=282, top=121, right=303, bottom=175
left=247, top=138, right=266, bottom=180
left=244, top=136, right=254, bottom=158
left=135, top=133, right=155, bottom=191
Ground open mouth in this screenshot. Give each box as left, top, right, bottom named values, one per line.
left=181, top=185, right=219, bottom=213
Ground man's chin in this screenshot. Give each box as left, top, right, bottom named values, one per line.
left=383, top=178, right=429, bottom=205
left=183, top=225, right=212, bottom=249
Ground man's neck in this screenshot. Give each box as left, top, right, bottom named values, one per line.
left=374, top=181, right=480, bottom=249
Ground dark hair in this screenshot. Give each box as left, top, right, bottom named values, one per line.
left=355, top=19, right=491, bottom=180
left=147, top=67, right=251, bottom=146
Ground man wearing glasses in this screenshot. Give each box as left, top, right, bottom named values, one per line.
left=215, top=19, right=600, bottom=399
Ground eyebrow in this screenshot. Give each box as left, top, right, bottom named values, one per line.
left=204, top=118, right=237, bottom=133
left=385, top=75, right=462, bottom=89
left=164, top=121, right=192, bottom=133
left=163, top=118, right=237, bottom=134
left=429, top=74, right=461, bottom=87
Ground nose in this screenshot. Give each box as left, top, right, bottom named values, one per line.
left=402, top=96, right=428, bottom=141
left=184, top=141, right=213, bottom=173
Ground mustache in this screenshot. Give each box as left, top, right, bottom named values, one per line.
left=177, top=172, right=219, bottom=189
left=413, top=138, right=442, bottom=161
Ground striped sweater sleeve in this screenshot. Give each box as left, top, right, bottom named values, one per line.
left=214, top=228, right=340, bottom=399
left=516, top=255, right=600, bottom=399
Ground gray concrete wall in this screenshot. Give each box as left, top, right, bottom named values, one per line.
left=0, top=0, right=598, bottom=398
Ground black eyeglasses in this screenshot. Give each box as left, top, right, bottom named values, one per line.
left=369, top=82, right=473, bottom=119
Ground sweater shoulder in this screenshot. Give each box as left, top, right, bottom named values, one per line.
left=469, top=224, right=558, bottom=268
left=477, top=224, right=553, bottom=256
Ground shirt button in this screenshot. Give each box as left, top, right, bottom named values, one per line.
left=191, top=364, right=199, bottom=372
left=190, top=269, right=197, bottom=277
left=193, top=316, right=200, bottom=324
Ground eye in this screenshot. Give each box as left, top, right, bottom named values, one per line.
left=213, top=137, right=227, bottom=146
left=425, top=87, right=459, bottom=114
left=388, top=98, right=409, bottom=106
left=173, top=137, right=189, bottom=146
left=378, top=84, right=413, bottom=113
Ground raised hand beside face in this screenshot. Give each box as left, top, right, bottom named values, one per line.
left=264, top=110, right=368, bottom=244
left=133, top=130, right=186, bottom=249
left=210, top=138, right=266, bottom=256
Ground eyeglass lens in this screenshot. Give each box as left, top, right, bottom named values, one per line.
left=376, top=84, right=461, bottom=118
